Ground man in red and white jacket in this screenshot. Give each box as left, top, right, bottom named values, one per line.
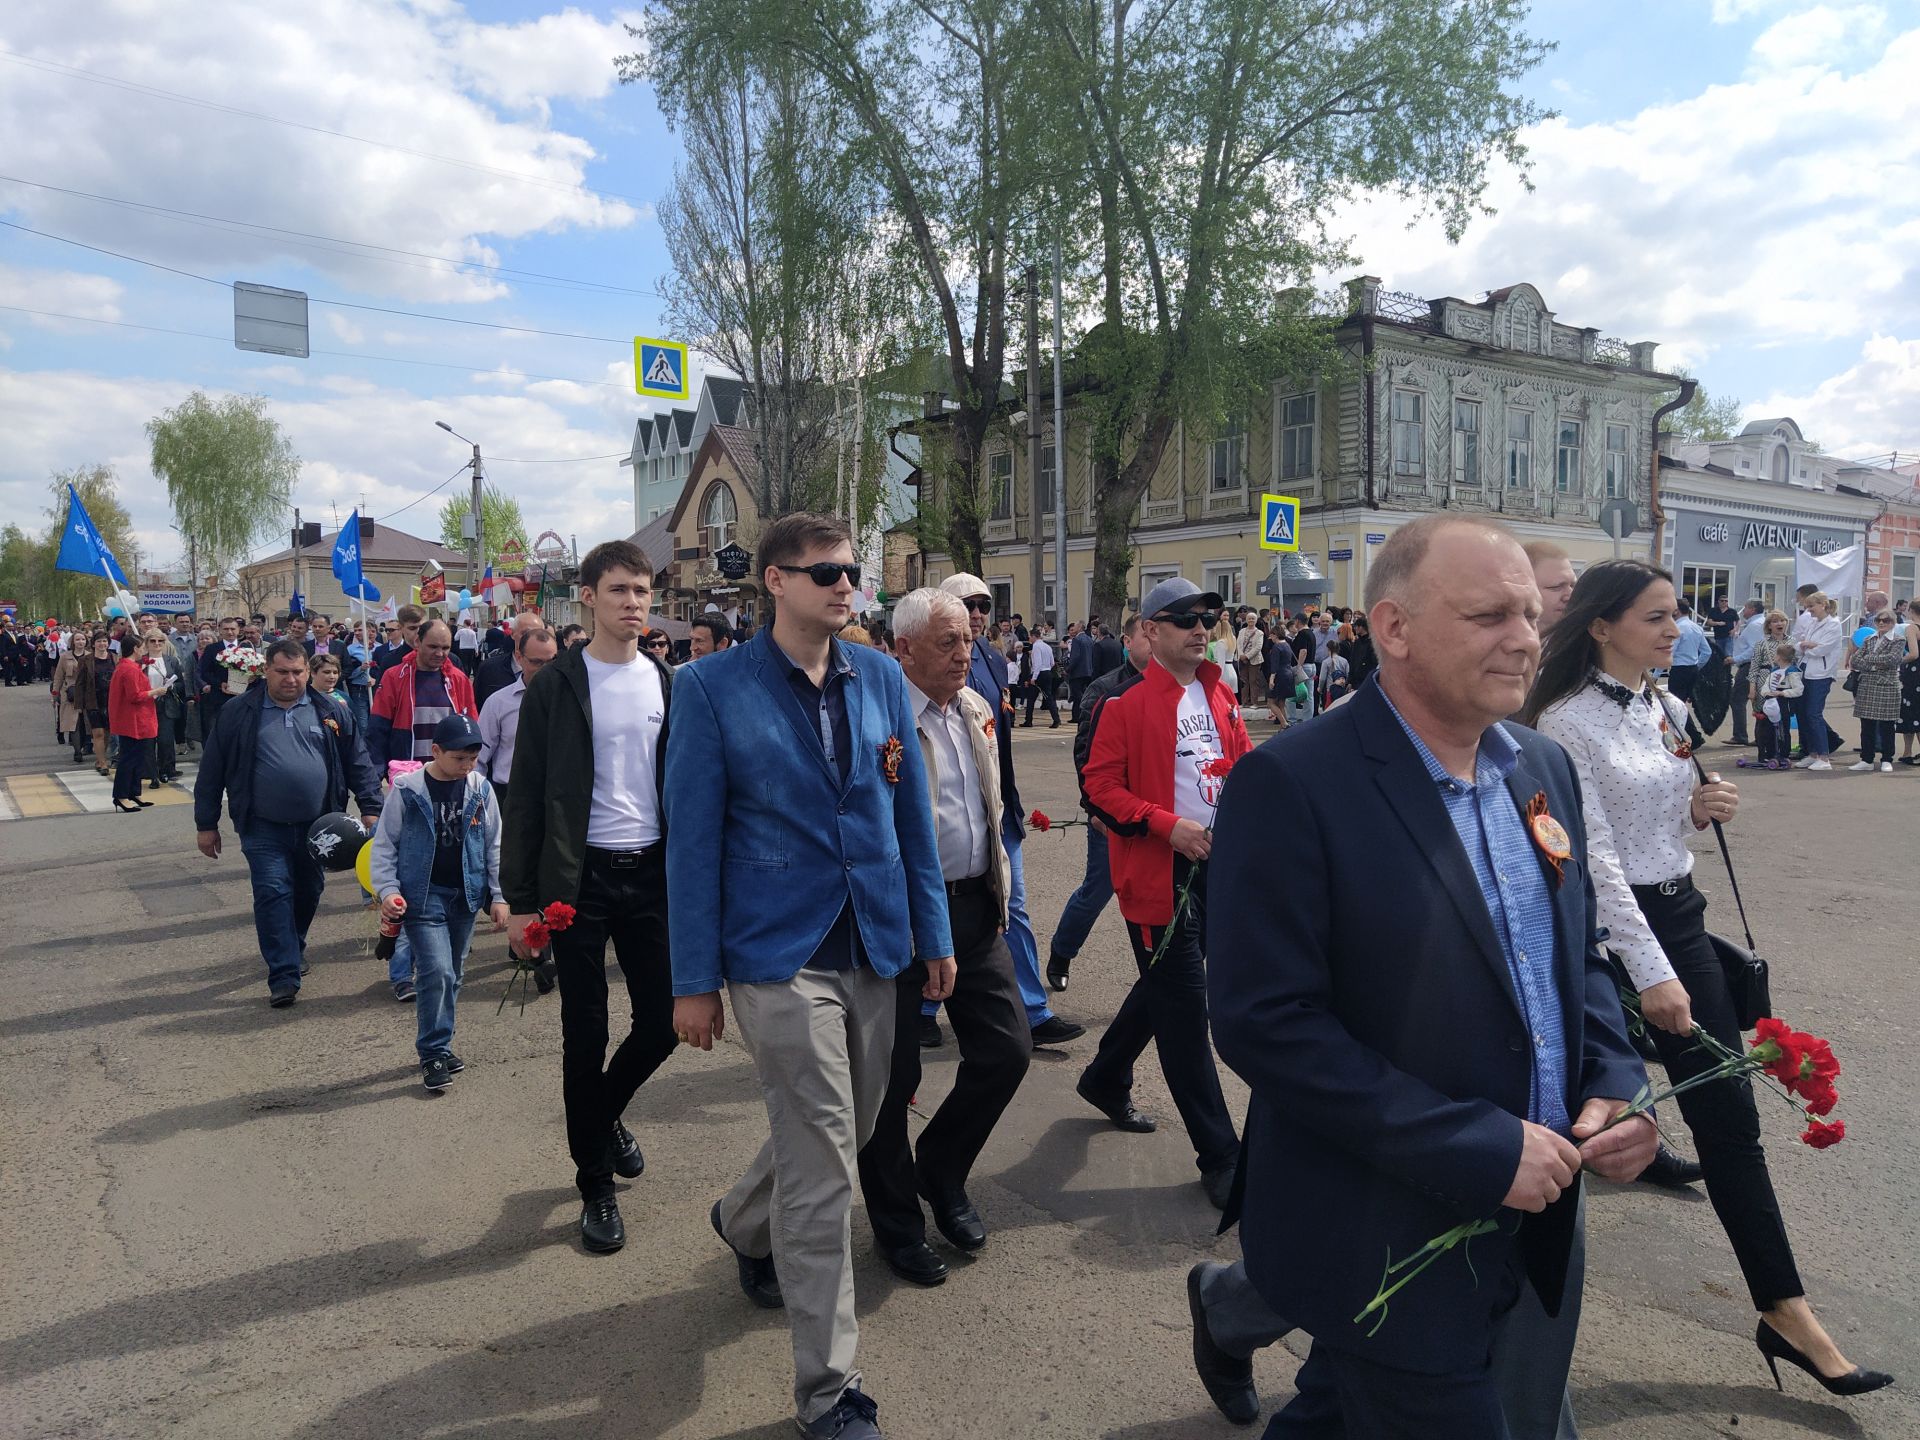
left=1078, top=577, right=1249, bottom=1208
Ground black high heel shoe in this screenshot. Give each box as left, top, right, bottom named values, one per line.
left=1755, top=1319, right=1894, bottom=1396
left=113, top=799, right=142, bottom=814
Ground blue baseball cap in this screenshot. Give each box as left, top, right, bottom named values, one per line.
left=432, top=714, right=484, bottom=751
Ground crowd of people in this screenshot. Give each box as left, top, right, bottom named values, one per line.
left=14, top=508, right=1908, bottom=1439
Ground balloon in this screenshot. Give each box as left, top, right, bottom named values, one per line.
left=306, top=812, right=367, bottom=872
left=355, top=838, right=375, bottom=896
left=457, top=588, right=473, bottom=609
left=106, top=604, right=125, bottom=617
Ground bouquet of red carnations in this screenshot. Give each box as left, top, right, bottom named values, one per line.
left=498, top=901, right=576, bottom=1014
left=1353, top=1008, right=1848, bottom=1335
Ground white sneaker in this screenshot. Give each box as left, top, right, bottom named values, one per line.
left=1794, top=756, right=1816, bottom=768
left=1881, top=761, right=1894, bottom=773
left=1848, top=760, right=1874, bottom=771
left=1808, top=759, right=1832, bottom=771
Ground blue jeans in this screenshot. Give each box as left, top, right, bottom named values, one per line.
left=349, top=685, right=372, bottom=737
left=240, top=818, right=326, bottom=995
left=406, top=883, right=477, bottom=1060
left=1048, top=824, right=1112, bottom=962
left=1800, top=677, right=1834, bottom=755
left=925, top=837, right=1054, bottom=1028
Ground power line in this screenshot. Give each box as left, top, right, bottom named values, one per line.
left=0, top=304, right=630, bottom=389
left=488, top=451, right=629, bottom=463
left=376, top=463, right=474, bottom=523
left=0, top=50, right=652, bottom=210
left=0, top=174, right=667, bottom=299
left=1, top=218, right=635, bottom=346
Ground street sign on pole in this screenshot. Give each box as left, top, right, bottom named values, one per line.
left=1598, top=497, right=1639, bottom=560
left=1259, top=494, right=1302, bottom=552
left=635, top=337, right=690, bottom=400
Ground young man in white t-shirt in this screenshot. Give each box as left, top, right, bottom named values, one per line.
left=499, top=540, right=676, bottom=1255
left=1079, top=577, right=1250, bottom=1209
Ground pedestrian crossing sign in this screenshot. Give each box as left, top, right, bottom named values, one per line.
left=635, top=337, right=689, bottom=399
left=1259, top=493, right=1301, bottom=552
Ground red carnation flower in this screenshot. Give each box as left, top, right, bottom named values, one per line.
left=1029, top=809, right=1051, bottom=831
left=1798, top=1078, right=1839, bottom=1117
left=543, top=901, right=577, bottom=932
left=1800, top=1118, right=1845, bottom=1149
left=1803, top=1036, right=1840, bottom=1082
left=1201, top=756, right=1235, bottom=779
left=1751, top=1018, right=1809, bottom=1086
left=522, top=919, right=552, bottom=952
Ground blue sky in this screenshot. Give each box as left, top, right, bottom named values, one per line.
left=3, top=0, right=1916, bottom=575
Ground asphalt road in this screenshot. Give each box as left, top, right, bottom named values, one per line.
left=1, top=679, right=1913, bottom=1440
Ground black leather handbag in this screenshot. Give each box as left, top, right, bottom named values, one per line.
left=1692, top=754, right=1772, bottom=1031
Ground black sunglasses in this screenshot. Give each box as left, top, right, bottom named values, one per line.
left=1153, top=609, right=1220, bottom=630
left=778, top=562, right=862, bottom=588
left=647, top=636, right=670, bottom=648
left=961, top=596, right=993, bottom=614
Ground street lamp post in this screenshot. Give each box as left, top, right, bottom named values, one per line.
left=435, top=421, right=484, bottom=595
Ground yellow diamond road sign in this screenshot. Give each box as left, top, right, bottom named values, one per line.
left=1259, top=493, right=1301, bottom=552
left=635, top=337, right=689, bottom=400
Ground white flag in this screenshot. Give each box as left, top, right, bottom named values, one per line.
left=1793, top=544, right=1865, bottom=601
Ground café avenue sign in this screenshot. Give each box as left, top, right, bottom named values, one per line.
left=1736, top=522, right=1842, bottom=554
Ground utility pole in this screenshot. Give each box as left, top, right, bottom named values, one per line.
left=1051, top=230, right=1068, bottom=627
left=293, top=506, right=305, bottom=617
left=1026, top=264, right=1044, bottom=625
left=468, top=444, right=484, bottom=593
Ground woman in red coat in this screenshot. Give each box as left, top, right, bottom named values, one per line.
left=108, top=633, right=165, bottom=812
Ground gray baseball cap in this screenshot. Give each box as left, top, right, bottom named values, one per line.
left=1141, top=576, right=1224, bottom=619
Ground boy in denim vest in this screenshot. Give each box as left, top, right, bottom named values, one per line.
left=370, top=714, right=508, bottom=1091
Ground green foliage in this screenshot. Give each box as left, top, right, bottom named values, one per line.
left=440, top=485, right=531, bottom=570
left=147, top=391, right=300, bottom=587
left=1669, top=369, right=1747, bottom=443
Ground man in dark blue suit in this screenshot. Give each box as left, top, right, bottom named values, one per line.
left=1202, top=516, right=1655, bottom=1438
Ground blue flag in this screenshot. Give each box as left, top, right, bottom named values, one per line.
left=331, top=511, right=365, bottom=592
left=290, top=589, right=306, bottom=618
left=55, top=484, right=131, bottom=588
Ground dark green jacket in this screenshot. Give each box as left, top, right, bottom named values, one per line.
left=499, top=642, right=673, bottom=913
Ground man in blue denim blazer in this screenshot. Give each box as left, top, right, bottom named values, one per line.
left=665, top=513, right=954, bottom=1440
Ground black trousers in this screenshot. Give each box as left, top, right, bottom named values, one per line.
left=147, top=720, right=177, bottom=781
left=551, top=847, right=677, bottom=1202
left=859, top=885, right=1031, bottom=1250
left=1860, top=717, right=1896, bottom=762
left=1272, top=1317, right=1518, bottom=1440
left=1729, top=662, right=1752, bottom=743
left=1633, top=875, right=1802, bottom=1308
left=112, top=736, right=150, bottom=803
left=1023, top=677, right=1060, bottom=726
left=1068, top=674, right=1091, bottom=717
left=1668, top=664, right=1701, bottom=701
left=1080, top=857, right=1239, bottom=1173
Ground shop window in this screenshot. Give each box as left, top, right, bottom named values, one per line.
left=1680, top=563, right=1733, bottom=616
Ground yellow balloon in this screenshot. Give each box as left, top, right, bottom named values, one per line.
left=355, top=838, right=375, bottom=896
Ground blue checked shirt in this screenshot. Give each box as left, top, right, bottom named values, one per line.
left=1383, top=693, right=1570, bottom=1132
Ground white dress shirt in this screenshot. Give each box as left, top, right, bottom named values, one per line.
left=478, top=676, right=526, bottom=784
left=906, top=679, right=992, bottom=881
left=1536, top=672, right=1700, bottom=990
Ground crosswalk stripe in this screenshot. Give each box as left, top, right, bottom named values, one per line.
left=0, top=762, right=198, bottom=821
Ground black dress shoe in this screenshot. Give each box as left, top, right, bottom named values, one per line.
left=533, top=958, right=557, bottom=994
left=1201, top=1165, right=1235, bottom=1211
left=919, top=1015, right=945, bottom=1049
left=882, top=1240, right=949, bottom=1287
left=1045, top=951, right=1071, bottom=992
left=1030, top=1014, right=1086, bottom=1045
left=1638, top=1142, right=1703, bottom=1190
left=1188, top=1264, right=1259, bottom=1424
left=920, top=1183, right=986, bottom=1251
left=612, top=1120, right=645, bottom=1179
left=711, top=1200, right=783, bottom=1307
left=580, top=1196, right=625, bottom=1253
left=1076, top=1073, right=1156, bottom=1132
left=268, top=990, right=297, bottom=1009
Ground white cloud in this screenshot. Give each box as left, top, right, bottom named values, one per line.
left=1755, top=334, right=1920, bottom=456
left=0, top=1, right=646, bottom=304
left=0, top=264, right=124, bottom=326
left=1749, top=5, right=1886, bottom=71
left=0, top=365, right=638, bottom=569
left=1333, top=24, right=1920, bottom=388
